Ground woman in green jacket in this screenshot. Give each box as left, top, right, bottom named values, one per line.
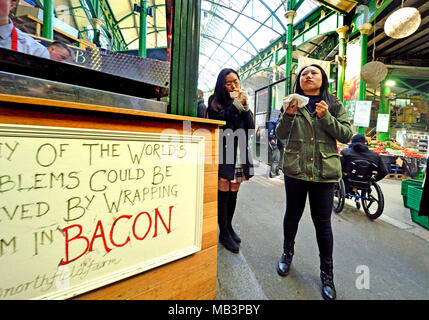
left=275, top=64, right=353, bottom=300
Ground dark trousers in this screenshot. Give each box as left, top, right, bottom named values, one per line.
left=283, top=175, right=335, bottom=259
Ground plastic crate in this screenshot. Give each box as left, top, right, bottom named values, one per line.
left=410, top=209, right=429, bottom=230
left=401, top=179, right=423, bottom=207
left=406, top=186, right=423, bottom=212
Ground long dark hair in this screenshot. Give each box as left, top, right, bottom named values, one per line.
left=208, top=68, right=239, bottom=112
left=294, top=64, right=336, bottom=111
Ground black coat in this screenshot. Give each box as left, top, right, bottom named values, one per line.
left=207, top=98, right=255, bottom=181
left=419, top=157, right=429, bottom=217
left=197, top=98, right=207, bottom=118
left=340, top=143, right=389, bottom=182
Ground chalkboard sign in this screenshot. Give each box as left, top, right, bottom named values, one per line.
left=0, top=124, right=205, bottom=299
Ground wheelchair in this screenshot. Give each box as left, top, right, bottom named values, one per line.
left=333, top=159, right=384, bottom=220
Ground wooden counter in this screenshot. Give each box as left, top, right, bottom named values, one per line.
left=0, top=94, right=224, bottom=300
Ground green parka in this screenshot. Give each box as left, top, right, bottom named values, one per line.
left=275, top=96, right=353, bottom=183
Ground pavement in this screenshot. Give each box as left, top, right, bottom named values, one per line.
left=216, top=162, right=429, bottom=300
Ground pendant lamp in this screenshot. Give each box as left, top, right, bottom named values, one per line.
left=384, top=7, right=421, bottom=39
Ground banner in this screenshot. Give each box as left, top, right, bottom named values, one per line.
left=344, top=41, right=361, bottom=101
left=298, top=56, right=331, bottom=78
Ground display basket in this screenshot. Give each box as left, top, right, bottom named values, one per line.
left=401, top=179, right=423, bottom=207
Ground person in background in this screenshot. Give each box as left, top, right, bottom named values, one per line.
left=197, top=89, right=207, bottom=118
left=48, top=41, right=74, bottom=62
left=275, top=64, right=353, bottom=300
left=340, top=134, right=388, bottom=182
left=0, top=0, right=49, bottom=58
left=207, top=68, right=254, bottom=254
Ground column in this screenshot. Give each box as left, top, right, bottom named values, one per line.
left=357, top=22, right=372, bottom=134
left=169, top=0, right=202, bottom=116
left=138, top=0, right=148, bottom=58
left=285, top=10, right=296, bottom=95
left=42, top=0, right=54, bottom=40
left=336, top=25, right=349, bottom=102
left=377, top=81, right=391, bottom=142
left=91, top=18, right=102, bottom=47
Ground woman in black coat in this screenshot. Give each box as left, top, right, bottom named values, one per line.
left=207, top=68, right=254, bottom=253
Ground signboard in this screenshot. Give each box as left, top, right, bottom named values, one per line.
left=353, top=100, right=372, bottom=128
left=376, top=113, right=390, bottom=132
left=0, top=124, right=205, bottom=300
left=344, top=99, right=357, bottom=121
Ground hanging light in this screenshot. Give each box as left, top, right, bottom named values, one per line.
left=384, top=7, right=421, bottom=39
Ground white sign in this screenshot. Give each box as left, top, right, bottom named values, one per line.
left=0, top=124, right=205, bottom=300
left=376, top=113, right=390, bottom=132
left=353, top=100, right=372, bottom=127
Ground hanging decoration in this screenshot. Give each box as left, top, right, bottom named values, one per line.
left=361, top=61, right=388, bottom=88
left=384, top=6, right=421, bottom=39
left=361, top=16, right=387, bottom=88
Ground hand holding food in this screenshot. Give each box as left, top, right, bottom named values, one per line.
left=230, top=89, right=248, bottom=106
left=282, top=94, right=309, bottom=116
left=283, top=96, right=299, bottom=115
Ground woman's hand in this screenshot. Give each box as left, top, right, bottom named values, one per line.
left=285, top=98, right=298, bottom=116
left=315, top=100, right=329, bottom=118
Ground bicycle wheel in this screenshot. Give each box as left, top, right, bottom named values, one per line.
left=333, top=179, right=345, bottom=213
left=361, top=181, right=384, bottom=219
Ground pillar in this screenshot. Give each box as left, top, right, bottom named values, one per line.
left=91, top=18, right=102, bottom=47
left=357, top=22, right=372, bottom=134
left=336, top=25, right=349, bottom=103
left=169, top=0, right=202, bottom=116
left=285, top=10, right=296, bottom=95
left=42, top=0, right=54, bottom=40
left=138, top=0, right=148, bottom=58
left=377, top=81, right=391, bottom=142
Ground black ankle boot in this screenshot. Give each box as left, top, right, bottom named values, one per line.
left=320, top=256, right=336, bottom=300
left=277, top=242, right=294, bottom=276
left=218, top=191, right=239, bottom=254
left=227, top=191, right=241, bottom=244
left=219, top=234, right=239, bottom=253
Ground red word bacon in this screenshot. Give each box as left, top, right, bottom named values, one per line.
left=59, top=205, right=174, bottom=265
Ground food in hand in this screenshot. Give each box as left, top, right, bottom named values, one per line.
left=282, top=93, right=309, bottom=109
left=230, top=88, right=248, bottom=100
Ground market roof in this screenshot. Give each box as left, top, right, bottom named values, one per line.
left=19, top=0, right=321, bottom=93
left=198, top=0, right=320, bottom=92
left=15, top=0, right=429, bottom=95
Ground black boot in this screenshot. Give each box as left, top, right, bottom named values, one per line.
left=320, top=256, right=336, bottom=300
left=277, top=241, right=294, bottom=276
left=218, top=191, right=239, bottom=253
left=227, top=191, right=241, bottom=244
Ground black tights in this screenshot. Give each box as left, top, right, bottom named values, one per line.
left=283, top=175, right=335, bottom=259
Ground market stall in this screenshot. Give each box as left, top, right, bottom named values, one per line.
left=338, top=139, right=427, bottom=180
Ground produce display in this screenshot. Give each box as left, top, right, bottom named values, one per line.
left=337, top=140, right=427, bottom=158
left=368, top=140, right=426, bottom=158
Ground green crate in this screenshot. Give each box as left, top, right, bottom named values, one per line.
left=410, top=209, right=429, bottom=230
left=402, top=179, right=423, bottom=208
left=407, top=186, right=423, bottom=212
